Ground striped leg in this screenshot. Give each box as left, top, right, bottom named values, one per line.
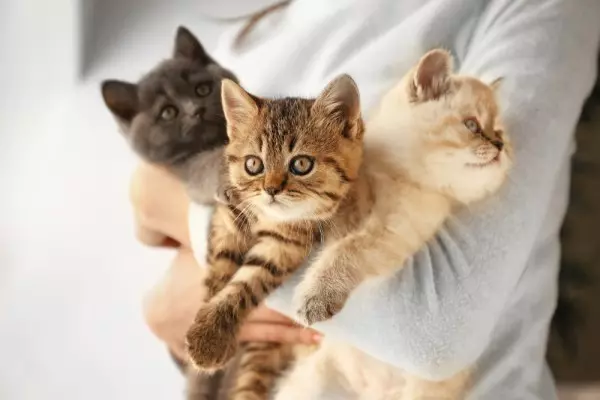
left=186, top=220, right=314, bottom=371
left=203, top=205, right=252, bottom=300
left=228, top=343, right=294, bottom=400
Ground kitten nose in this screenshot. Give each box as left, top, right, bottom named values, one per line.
left=264, top=186, right=282, bottom=196
left=491, top=140, right=504, bottom=151
left=192, top=107, right=205, bottom=119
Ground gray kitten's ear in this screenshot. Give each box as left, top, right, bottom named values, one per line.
left=312, top=74, right=361, bottom=136
left=174, top=26, right=213, bottom=65
left=410, top=49, right=453, bottom=102
left=101, top=80, right=139, bottom=124
left=221, top=79, right=259, bottom=139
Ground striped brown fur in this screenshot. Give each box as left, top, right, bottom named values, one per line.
left=184, top=75, right=364, bottom=399
left=186, top=203, right=318, bottom=372
left=229, top=343, right=295, bottom=400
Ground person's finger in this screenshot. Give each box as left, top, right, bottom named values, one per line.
left=161, top=236, right=182, bottom=248
left=238, top=322, right=322, bottom=344
left=134, top=222, right=170, bottom=247
left=247, top=306, right=297, bottom=324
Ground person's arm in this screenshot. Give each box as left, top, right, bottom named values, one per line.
left=130, top=162, right=191, bottom=247
left=267, top=0, right=600, bottom=380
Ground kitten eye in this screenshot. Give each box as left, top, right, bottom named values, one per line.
left=160, top=105, right=178, bottom=121
left=195, top=83, right=212, bottom=97
left=289, top=156, right=314, bottom=176
left=464, top=118, right=481, bottom=133
left=244, top=156, right=264, bottom=176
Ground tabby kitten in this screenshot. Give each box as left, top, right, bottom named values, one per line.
left=274, top=49, right=512, bottom=400
left=185, top=74, right=365, bottom=400
left=101, top=26, right=236, bottom=205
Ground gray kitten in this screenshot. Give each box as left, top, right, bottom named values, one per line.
left=101, top=26, right=236, bottom=204
left=101, top=26, right=237, bottom=400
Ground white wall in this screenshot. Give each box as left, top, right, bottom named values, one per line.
left=0, top=1, right=234, bottom=399
left=0, top=0, right=78, bottom=112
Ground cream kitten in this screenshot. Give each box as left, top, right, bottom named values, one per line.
left=274, top=49, right=512, bottom=400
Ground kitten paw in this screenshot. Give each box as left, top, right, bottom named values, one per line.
left=185, top=304, right=238, bottom=371
left=294, top=284, right=349, bottom=326
left=202, top=282, right=220, bottom=302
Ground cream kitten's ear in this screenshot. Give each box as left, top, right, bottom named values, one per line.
left=490, top=77, right=503, bottom=92
left=312, top=74, right=361, bottom=137
left=410, top=49, right=454, bottom=102
left=221, top=79, right=259, bottom=139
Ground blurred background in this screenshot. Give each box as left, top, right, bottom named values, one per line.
left=0, top=1, right=237, bottom=399
left=0, top=1, right=598, bottom=399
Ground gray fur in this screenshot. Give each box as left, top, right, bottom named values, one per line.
left=101, top=27, right=239, bottom=397
left=101, top=26, right=237, bottom=204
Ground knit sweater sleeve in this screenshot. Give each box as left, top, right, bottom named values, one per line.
left=266, top=0, right=600, bottom=380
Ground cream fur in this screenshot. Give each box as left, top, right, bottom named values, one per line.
left=275, top=50, right=513, bottom=399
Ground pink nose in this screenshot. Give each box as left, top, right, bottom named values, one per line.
left=491, top=140, right=504, bottom=151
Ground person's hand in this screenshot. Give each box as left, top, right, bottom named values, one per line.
left=129, top=162, right=191, bottom=248
left=240, top=305, right=322, bottom=344
left=144, top=249, right=322, bottom=361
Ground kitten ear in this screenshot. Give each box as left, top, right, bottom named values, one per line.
left=410, top=49, right=453, bottom=102
left=221, top=79, right=259, bottom=139
left=312, top=74, right=362, bottom=137
left=490, top=77, right=503, bottom=93
left=174, top=26, right=213, bottom=65
left=101, top=80, right=139, bottom=125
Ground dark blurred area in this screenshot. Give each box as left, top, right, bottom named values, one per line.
left=549, top=52, right=600, bottom=395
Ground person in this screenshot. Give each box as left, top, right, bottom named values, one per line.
left=134, top=0, right=600, bottom=398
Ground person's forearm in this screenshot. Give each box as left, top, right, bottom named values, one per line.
left=130, top=162, right=192, bottom=247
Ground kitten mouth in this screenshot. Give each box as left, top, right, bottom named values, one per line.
left=467, top=153, right=501, bottom=168
left=265, top=197, right=283, bottom=206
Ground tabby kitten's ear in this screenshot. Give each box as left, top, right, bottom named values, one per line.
left=221, top=79, right=259, bottom=140
left=174, top=26, right=213, bottom=65
left=101, top=80, right=139, bottom=125
left=410, top=49, right=453, bottom=102
left=312, top=74, right=362, bottom=138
